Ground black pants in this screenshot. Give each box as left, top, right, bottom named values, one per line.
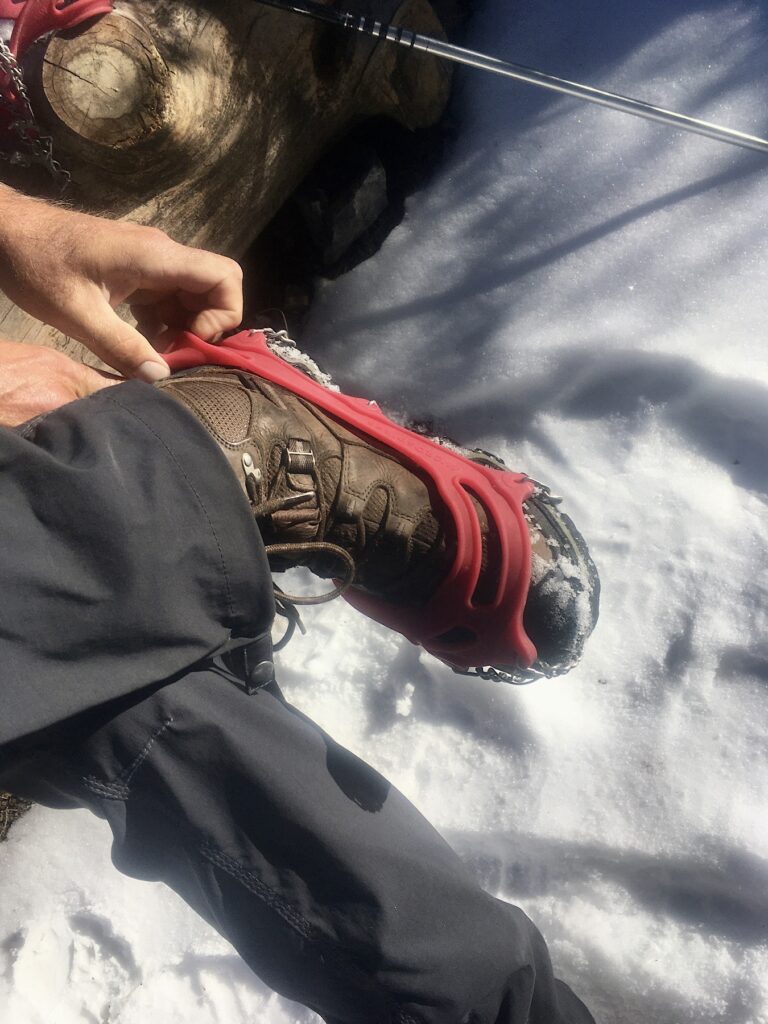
left=0, top=383, right=594, bottom=1024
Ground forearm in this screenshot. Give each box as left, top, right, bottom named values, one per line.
left=0, top=187, right=121, bottom=424
left=0, top=184, right=69, bottom=274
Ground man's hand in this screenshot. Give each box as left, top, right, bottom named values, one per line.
left=0, top=338, right=118, bottom=428
left=0, top=187, right=243, bottom=382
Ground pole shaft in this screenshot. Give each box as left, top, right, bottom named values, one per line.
left=255, top=0, right=768, bottom=155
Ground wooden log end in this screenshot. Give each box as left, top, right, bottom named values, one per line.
left=38, top=13, right=169, bottom=152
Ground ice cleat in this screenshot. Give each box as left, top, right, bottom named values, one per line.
left=159, top=329, right=600, bottom=683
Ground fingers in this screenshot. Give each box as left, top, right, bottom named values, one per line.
left=132, top=296, right=234, bottom=346
left=130, top=241, right=243, bottom=341
left=186, top=305, right=239, bottom=341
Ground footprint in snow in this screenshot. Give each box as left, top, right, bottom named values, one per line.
left=0, top=912, right=140, bottom=1022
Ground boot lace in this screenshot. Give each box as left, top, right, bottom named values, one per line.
left=249, top=488, right=357, bottom=651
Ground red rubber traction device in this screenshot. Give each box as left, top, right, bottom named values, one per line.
left=165, top=330, right=538, bottom=672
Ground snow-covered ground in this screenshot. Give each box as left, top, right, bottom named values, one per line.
left=3, top=0, right=768, bottom=1021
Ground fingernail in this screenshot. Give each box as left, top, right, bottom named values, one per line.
left=137, top=360, right=170, bottom=383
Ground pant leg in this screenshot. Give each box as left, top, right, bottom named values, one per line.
left=0, top=380, right=593, bottom=1023
left=1, top=668, right=594, bottom=1024
left=0, top=380, right=275, bottom=750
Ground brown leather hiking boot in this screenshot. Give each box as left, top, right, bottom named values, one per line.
left=159, top=364, right=452, bottom=604
left=157, top=331, right=600, bottom=683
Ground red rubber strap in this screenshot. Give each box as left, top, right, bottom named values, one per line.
left=0, top=0, right=114, bottom=59
left=166, top=331, right=537, bottom=670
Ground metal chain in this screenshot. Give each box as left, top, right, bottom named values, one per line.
left=0, top=36, right=69, bottom=188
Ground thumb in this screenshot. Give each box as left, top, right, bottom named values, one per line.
left=70, top=299, right=171, bottom=382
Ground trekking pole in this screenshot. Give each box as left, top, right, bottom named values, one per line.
left=254, top=0, right=768, bottom=155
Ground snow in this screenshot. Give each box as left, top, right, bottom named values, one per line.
left=3, top=0, right=768, bottom=1021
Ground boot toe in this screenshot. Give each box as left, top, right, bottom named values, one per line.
left=521, top=493, right=601, bottom=674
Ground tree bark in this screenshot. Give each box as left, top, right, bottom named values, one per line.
left=1, top=0, right=451, bottom=359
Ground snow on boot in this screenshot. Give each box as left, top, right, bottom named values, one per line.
left=158, top=330, right=600, bottom=684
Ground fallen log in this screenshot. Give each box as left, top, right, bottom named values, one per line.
left=0, top=0, right=451, bottom=362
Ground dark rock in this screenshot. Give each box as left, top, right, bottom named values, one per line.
left=0, top=791, right=32, bottom=842
left=295, top=144, right=389, bottom=268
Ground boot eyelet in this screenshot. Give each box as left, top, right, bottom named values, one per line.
left=284, top=443, right=316, bottom=474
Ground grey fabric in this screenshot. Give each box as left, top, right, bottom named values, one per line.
left=0, top=381, right=273, bottom=748
left=0, top=383, right=594, bottom=1024
left=2, top=673, right=593, bottom=1024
